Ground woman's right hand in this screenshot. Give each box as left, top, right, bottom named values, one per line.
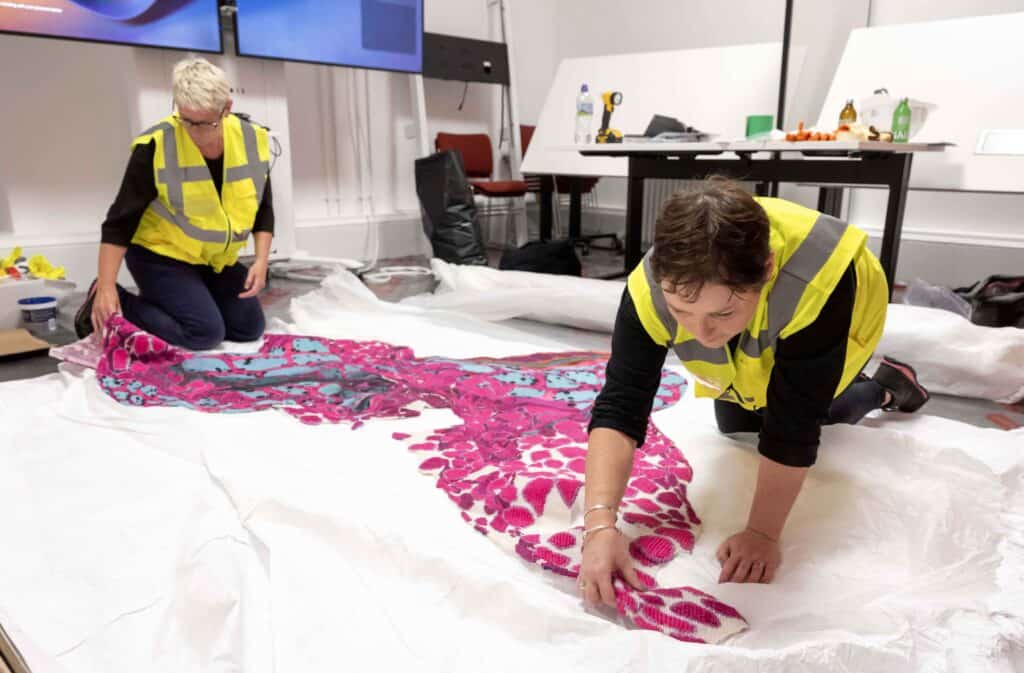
left=578, top=527, right=644, bottom=607
left=91, top=283, right=122, bottom=336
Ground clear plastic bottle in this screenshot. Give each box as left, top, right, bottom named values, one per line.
left=574, top=84, right=594, bottom=144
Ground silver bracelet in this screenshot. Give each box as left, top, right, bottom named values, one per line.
left=581, top=524, right=619, bottom=545
left=583, top=503, right=618, bottom=519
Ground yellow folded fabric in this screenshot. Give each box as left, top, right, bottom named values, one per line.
left=1, top=246, right=22, bottom=273
left=27, top=254, right=66, bottom=280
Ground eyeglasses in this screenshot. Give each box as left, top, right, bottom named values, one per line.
left=174, top=107, right=227, bottom=133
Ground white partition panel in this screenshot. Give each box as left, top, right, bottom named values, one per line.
left=521, top=42, right=804, bottom=177
left=817, top=12, right=1024, bottom=192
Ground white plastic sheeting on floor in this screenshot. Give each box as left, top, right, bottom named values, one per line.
left=0, top=269, right=1022, bottom=673
left=407, top=260, right=1024, bottom=403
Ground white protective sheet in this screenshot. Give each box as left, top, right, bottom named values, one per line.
left=1, top=269, right=1023, bottom=673
left=407, top=260, right=1024, bottom=403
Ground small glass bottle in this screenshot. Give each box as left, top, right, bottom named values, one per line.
left=839, top=99, right=857, bottom=125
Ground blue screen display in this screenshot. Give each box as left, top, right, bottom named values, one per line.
left=0, top=0, right=222, bottom=52
left=235, top=0, right=422, bottom=73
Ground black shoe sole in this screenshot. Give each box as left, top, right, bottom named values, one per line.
left=74, top=280, right=98, bottom=339
left=876, top=356, right=930, bottom=413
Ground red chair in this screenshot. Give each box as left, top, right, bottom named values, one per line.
left=435, top=132, right=527, bottom=247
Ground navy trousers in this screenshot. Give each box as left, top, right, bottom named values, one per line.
left=714, top=378, right=888, bottom=434
left=118, top=245, right=265, bottom=350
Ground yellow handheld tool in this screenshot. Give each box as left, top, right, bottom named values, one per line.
left=596, top=91, right=624, bottom=144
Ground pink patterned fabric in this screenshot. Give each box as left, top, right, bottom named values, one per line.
left=97, top=316, right=747, bottom=643
left=49, top=331, right=104, bottom=369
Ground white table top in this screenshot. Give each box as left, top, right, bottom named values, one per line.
left=569, top=140, right=950, bottom=155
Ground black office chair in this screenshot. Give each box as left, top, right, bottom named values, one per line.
left=520, top=125, right=623, bottom=256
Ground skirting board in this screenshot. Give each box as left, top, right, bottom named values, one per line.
left=293, top=215, right=432, bottom=263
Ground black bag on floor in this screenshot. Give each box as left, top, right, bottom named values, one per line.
left=954, top=275, right=1024, bottom=327
left=499, top=240, right=582, bottom=276
left=414, top=150, right=487, bottom=265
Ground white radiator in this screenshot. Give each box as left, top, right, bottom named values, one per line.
left=641, top=179, right=692, bottom=246
left=640, top=180, right=759, bottom=246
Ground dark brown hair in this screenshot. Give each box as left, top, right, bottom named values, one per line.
left=650, top=177, right=771, bottom=299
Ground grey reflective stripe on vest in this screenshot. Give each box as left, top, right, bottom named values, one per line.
left=642, top=250, right=730, bottom=365
left=737, top=212, right=848, bottom=358
left=643, top=250, right=676, bottom=347
left=645, top=211, right=848, bottom=364
left=148, top=118, right=267, bottom=245
left=139, top=121, right=170, bottom=138
left=225, top=120, right=270, bottom=202
left=148, top=199, right=229, bottom=243
left=146, top=121, right=227, bottom=243
left=153, top=123, right=191, bottom=214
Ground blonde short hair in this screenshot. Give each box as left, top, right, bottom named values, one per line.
left=172, top=57, right=231, bottom=112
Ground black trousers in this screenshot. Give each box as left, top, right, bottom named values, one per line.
left=714, top=377, right=887, bottom=434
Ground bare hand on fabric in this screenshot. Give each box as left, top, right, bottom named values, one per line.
left=91, top=283, right=122, bottom=336
left=716, top=528, right=781, bottom=583
left=578, top=527, right=645, bottom=606
left=239, top=259, right=268, bottom=298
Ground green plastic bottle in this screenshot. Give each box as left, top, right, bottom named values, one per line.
left=891, top=98, right=911, bottom=143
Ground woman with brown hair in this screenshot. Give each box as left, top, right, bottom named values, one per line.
left=578, top=178, right=929, bottom=605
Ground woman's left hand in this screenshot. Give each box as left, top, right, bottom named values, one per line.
left=716, top=528, right=781, bottom=583
left=239, top=259, right=268, bottom=298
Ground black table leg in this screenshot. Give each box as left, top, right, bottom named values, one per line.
left=569, top=177, right=582, bottom=240
left=539, top=176, right=553, bottom=241
left=625, top=166, right=645, bottom=271
left=816, top=186, right=844, bottom=218
left=879, top=154, right=914, bottom=299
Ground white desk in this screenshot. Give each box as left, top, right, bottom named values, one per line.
left=556, top=140, right=949, bottom=156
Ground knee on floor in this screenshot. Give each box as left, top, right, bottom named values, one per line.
left=181, top=318, right=227, bottom=351
left=226, top=305, right=266, bottom=343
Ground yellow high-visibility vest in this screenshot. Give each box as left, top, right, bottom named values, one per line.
left=627, top=197, right=888, bottom=409
left=130, top=113, right=270, bottom=272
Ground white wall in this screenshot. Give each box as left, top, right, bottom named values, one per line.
left=0, top=0, right=1018, bottom=289
left=867, top=0, right=1024, bottom=24
left=531, top=0, right=1023, bottom=286
left=541, top=0, right=870, bottom=216
left=287, top=0, right=560, bottom=263
left=843, top=0, right=1024, bottom=285
left=0, top=30, right=299, bottom=286
left=0, top=35, right=142, bottom=286
left=0, top=0, right=559, bottom=286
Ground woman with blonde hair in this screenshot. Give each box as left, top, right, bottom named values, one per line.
left=76, top=57, right=274, bottom=349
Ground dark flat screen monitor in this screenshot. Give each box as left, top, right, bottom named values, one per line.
left=0, top=0, right=223, bottom=53
left=235, top=0, right=423, bottom=73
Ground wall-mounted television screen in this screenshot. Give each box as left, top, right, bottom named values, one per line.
left=235, top=0, right=422, bottom=73
left=0, top=0, right=222, bottom=53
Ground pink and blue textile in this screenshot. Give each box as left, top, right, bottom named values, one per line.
left=97, top=316, right=747, bottom=643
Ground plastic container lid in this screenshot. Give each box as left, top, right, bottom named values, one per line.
left=17, top=296, right=58, bottom=310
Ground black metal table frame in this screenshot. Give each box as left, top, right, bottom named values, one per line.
left=572, top=150, right=915, bottom=297
left=535, top=175, right=596, bottom=243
